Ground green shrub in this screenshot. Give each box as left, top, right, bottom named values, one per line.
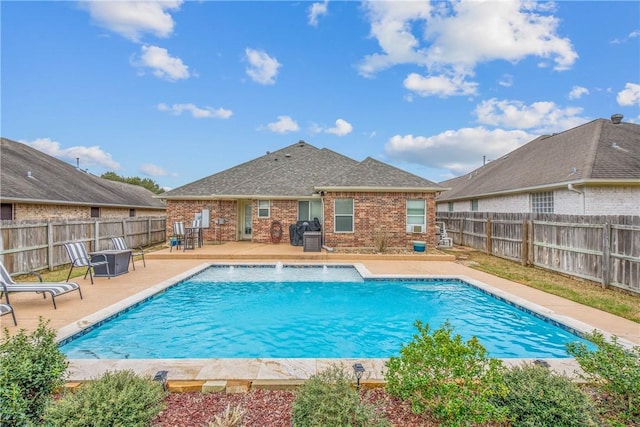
left=384, top=320, right=508, bottom=427
left=495, top=363, right=596, bottom=426
left=0, top=318, right=68, bottom=425
left=44, top=369, right=166, bottom=427
left=566, top=330, right=640, bottom=423
left=292, top=364, right=389, bottom=427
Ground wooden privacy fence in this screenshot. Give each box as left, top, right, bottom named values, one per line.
left=436, top=212, right=640, bottom=294
left=0, top=217, right=167, bottom=276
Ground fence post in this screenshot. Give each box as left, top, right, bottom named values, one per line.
left=602, top=223, right=611, bottom=289
left=527, top=219, right=534, bottom=266
left=148, top=218, right=152, bottom=246
left=521, top=220, right=528, bottom=266
left=122, top=219, right=127, bottom=239
left=47, top=221, right=54, bottom=271
left=459, top=217, right=465, bottom=246
left=94, top=220, right=100, bottom=251
left=486, top=217, right=492, bottom=254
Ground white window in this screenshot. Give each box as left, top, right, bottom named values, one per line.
left=334, top=199, right=353, bottom=233
left=258, top=200, right=270, bottom=218
left=471, top=199, right=478, bottom=212
left=448, top=202, right=454, bottom=212
left=406, top=200, right=426, bottom=233
left=298, top=200, right=323, bottom=222
left=531, top=191, right=554, bottom=213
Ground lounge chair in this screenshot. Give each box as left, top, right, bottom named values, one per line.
left=111, top=236, right=145, bottom=270
left=0, top=300, right=17, bottom=326
left=170, top=222, right=185, bottom=252
left=63, top=242, right=109, bottom=285
left=0, top=261, right=82, bottom=310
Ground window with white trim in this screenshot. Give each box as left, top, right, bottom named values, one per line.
left=257, top=200, right=270, bottom=218
left=334, top=199, right=353, bottom=233
left=531, top=191, right=554, bottom=213
left=406, top=200, right=426, bottom=233
left=448, top=202, right=454, bottom=212
left=471, top=199, right=478, bottom=212
left=298, top=200, right=322, bottom=222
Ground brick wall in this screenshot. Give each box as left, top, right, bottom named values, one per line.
left=167, top=192, right=438, bottom=248
left=13, top=203, right=165, bottom=220
left=323, top=191, right=437, bottom=249
left=167, top=200, right=238, bottom=243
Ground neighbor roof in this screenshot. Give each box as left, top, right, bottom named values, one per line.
left=1, top=137, right=166, bottom=209
left=161, top=141, right=444, bottom=199
left=438, top=118, right=640, bottom=201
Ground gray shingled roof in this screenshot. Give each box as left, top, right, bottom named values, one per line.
left=162, top=141, right=443, bottom=199
left=317, top=157, right=444, bottom=190
left=1, top=137, right=166, bottom=209
left=438, top=118, right=640, bottom=201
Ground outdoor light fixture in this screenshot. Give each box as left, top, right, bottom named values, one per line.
left=154, top=370, right=168, bottom=391
left=353, top=363, right=365, bottom=391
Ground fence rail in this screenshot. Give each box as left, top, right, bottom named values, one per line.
left=0, top=217, right=167, bottom=275
left=436, top=212, right=640, bottom=294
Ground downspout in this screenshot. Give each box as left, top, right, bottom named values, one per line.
left=320, top=192, right=334, bottom=252
left=567, top=184, right=585, bottom=214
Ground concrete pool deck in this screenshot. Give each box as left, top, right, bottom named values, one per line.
left=2, top=242, right=638, bottom=391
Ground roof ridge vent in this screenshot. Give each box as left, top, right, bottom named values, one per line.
left=611, top=113, right=623, bottom=124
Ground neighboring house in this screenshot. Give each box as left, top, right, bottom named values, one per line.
left=0, top=137, right=166, bottom=220
left=437, top=116, right=640, bottom=215
left=160, top=140, right=445, bottom=249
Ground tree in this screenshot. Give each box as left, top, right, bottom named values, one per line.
left=101, top=172, right=164, bottom=194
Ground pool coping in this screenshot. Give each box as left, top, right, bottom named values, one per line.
left=59, top=262, right=635, bottom=385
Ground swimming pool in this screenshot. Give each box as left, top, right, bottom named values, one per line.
left=59, top=264, right=594, bottom=359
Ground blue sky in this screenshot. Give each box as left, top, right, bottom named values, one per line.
left=2, top=1, right=639, bottom=190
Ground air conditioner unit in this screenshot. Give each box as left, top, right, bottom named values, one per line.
left=412, top=225, right=423, bottom=233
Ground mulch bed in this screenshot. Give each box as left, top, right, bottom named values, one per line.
left=152, top=388, right=434, bottom=426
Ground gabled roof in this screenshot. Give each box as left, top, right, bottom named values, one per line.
left=438, top=118, right=640, bottom=201
left=316, top=157, right=444, bottom=191
left=162, top=141, right=443, bottom=199
left=1, top=137, right=166, bottom=209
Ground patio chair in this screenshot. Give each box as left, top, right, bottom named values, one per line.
left=63, top=242, right=109, bottom=285
left=111, top=236, right=145, bottom=270
left=0, top=301, right=17, bottom=326
left=170, top=221, right=185, bottom=252
left=0, top=261, right=83, bottom=310
left=436, top=222, right=453, bottom=248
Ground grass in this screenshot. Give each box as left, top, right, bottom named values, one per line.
left=446, top=249, right=640, bottom=324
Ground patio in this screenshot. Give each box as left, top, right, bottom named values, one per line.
left=2, top=242, right=638, bottom=391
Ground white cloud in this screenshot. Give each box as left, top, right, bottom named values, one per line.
left=359, top=1, right=578, bottom=96
left=81, top=1, right=182, bottom=42
left=132, top=45, right=190, bottom=81
left=474, top=98, right=587, bottom=133
left=157, top=103, right=232, bottom=119
left=617, top=83, right=640, bottom=106
left=245, top=48, right=281, bottom=85
left=385, top=127, right=535, bottom=176
left=266, top=116, right=299, bottom=133
left=568, top=86, right=589, bottom=100
left=140, top=163, right=171, bottom=177
left=403, top=72, right=477, bottom=97
left=26, top=138, right=120, bottom=170
left=325, top=119, right=353, bottom=136
left=498, top=74, right=513, bottom=87
left=308, top=1, right=329, bottom=27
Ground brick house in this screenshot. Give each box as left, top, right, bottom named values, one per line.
left=436, top=116, right=640, bottom=215
left=160, top=141, right=445, bottom=249
left=1, top=137, right=166, bottom=220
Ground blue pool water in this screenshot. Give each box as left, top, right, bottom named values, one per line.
left=60, top=265, right=594, bottom=359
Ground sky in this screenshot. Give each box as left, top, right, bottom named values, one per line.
left=2, top=1, right=639, bottom=191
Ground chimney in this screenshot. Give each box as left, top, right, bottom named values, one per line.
left=611, top=114, right=623, bottom=124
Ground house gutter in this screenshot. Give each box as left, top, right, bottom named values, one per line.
left=437, top=178, right=640, bottom=202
